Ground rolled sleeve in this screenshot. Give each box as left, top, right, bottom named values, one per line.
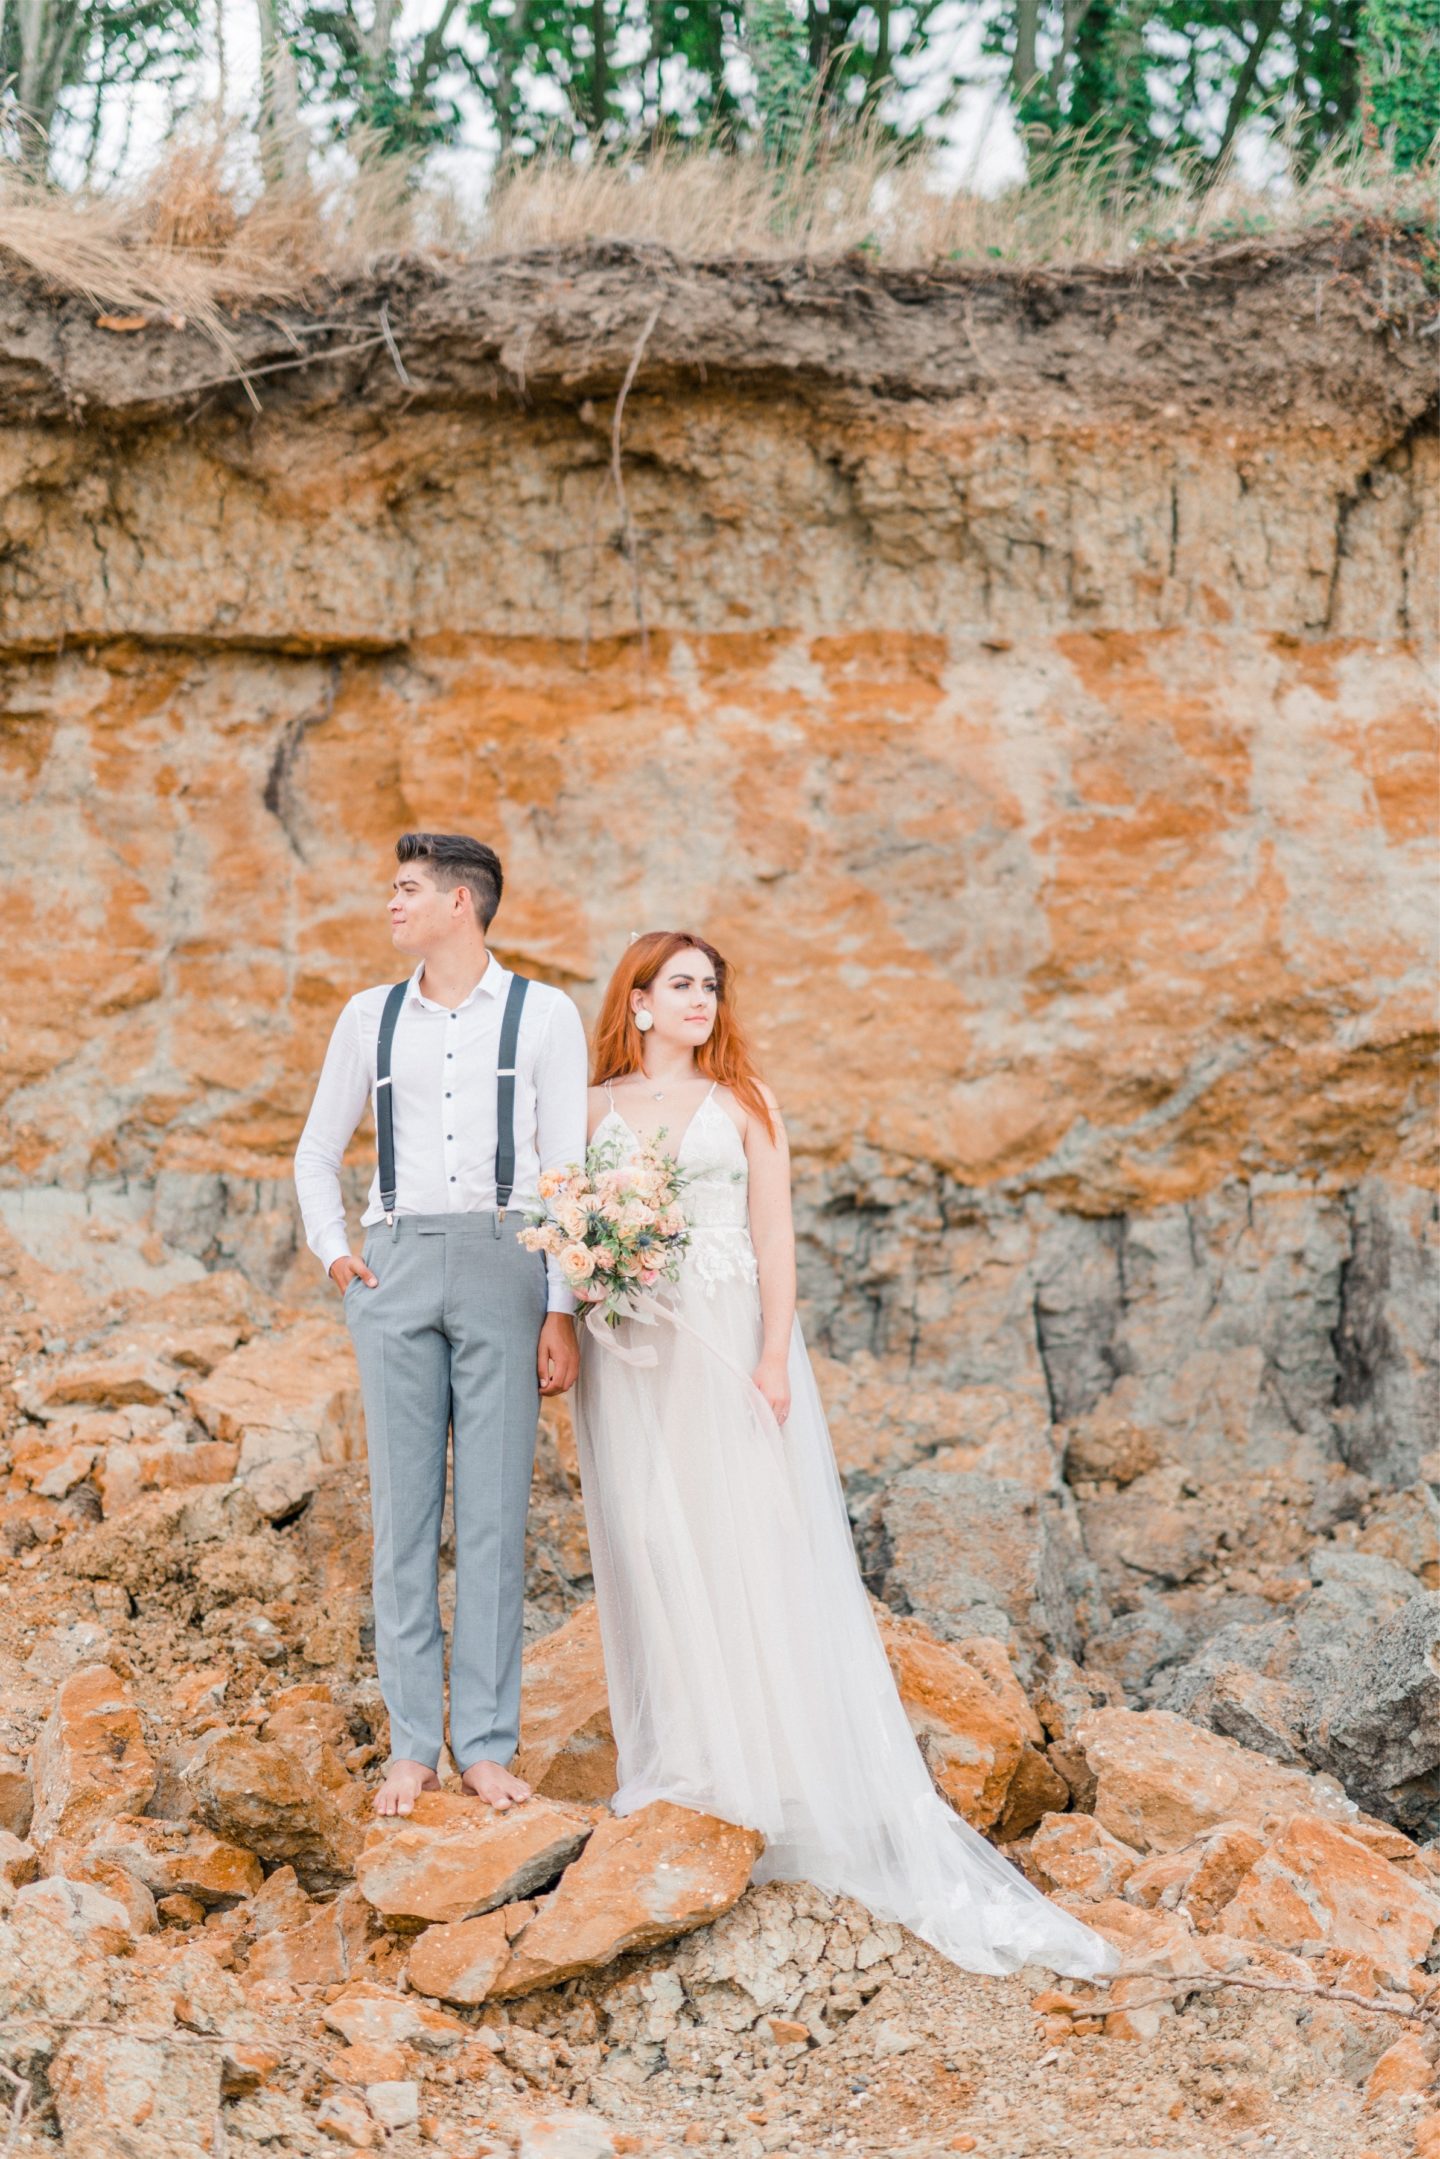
left=294, top=1000, right=370, bottom=1276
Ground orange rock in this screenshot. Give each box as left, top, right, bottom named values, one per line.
left=184, top=1315, right=362, bottom=1493
left=51, top=2028, right=221, bottom=2156
left=329, top=2039, right=412, bottom=2084
left=18, top=1345, right=185, bottom=1416
left=220, top=2037, right=286, bottom=2096
left=184, top=1726, right=366, bottom=1888
left=356, top=1789, right=595, bottom=1930
left=874, top=1608, right=1029, bottom=1832
left=320, top=1977, right=469, bottom=2052
left=494, top=1801, right=763, bottom=1998
left=0, top=1753, right=33, bottom=1839
left=993, top=1744, right=1072, bottom=1841
left=94, top=1436, right=238, bottom=1513
left=14, top=1873, right=137, bottom=1953
left=0, top=1830, right=38, bottom=1888
left=1181, top=1825, right=1267, bottom=1931
left=1077, top=1708, right=1355, bottom=1853
left=1414, top=2112, right=1440, bottom=2159
left=513, top=1602, right=619, bottom=1805
left=29, top=1664, right=157, bottom=1850
left=1364, top=2031, right=1437, bottom=2109
left=406, top=1907, right=516, bottom=2004
left=1028, top=1813, right=1139, bottom=1902
left=1221, top=1814, right=1440, bottom=1988
left=245, top=1880, right=376, bottom=1987
left=315, top=2088, right=382, bottom=2149
left=86, top=1813, right=262, bottom=1904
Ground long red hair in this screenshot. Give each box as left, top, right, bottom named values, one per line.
left=591, top=932, right=776, bottom=1140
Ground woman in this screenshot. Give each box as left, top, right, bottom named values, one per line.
left=572, top=931, right=1116, bottom=1981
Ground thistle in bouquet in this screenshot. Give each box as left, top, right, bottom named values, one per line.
left=520, top=1130, right=691, bottom=1325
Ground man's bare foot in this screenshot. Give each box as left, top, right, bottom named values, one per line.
left=373, top=1759, right=441, bottom=1817
left=460, top=1759, right=533, bottom=1812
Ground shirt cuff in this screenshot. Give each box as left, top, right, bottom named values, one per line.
left=546, top=1280, right=578, bottom=1316
left=315, top=1228, right=351, bottom=1275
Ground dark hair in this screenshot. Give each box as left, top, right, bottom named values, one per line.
left=395, top=833, right=503, bottom=927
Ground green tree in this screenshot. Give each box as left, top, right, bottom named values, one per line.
left=1361, top=0, right=1440, bottom=165
left=0, top=0, right=202, bottom=177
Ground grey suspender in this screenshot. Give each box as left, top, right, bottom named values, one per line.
left=374, top=972, right=531, bottom=1227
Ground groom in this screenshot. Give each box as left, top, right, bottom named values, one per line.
left=295, top=833, right=586, bottom=1816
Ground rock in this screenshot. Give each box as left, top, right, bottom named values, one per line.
left=14, top=1873, right=136, bottom=1951
left=406, top=1906, right=524, bottom=2004
left=184, top=1315, right=362, bottom=1489
left=61, top=1481, right=265, bottom=1597
left=66, top=1852, right=159, bottom=1934
left=244, top=1878, right=377, bottom=1987
left=365, top=2079, right=420, bottom=2130
left=1220, top=1813, right=1440, bottom=1986
left=513, top=1602, right=619, bottom=1805
left=85, top=1813, right=263, bottom=1904
left=493, top=1801, right=763, bottom=1997
left=0, top=1752, right=33, bottom=1838
left=17, top=1343, right=186, bottom=1418
left=356, top=1790, right=595, bottom=1930
left=857, top=1468, right=1101, bottom=1679
left=1363, top=2030, right=1438, bottom=2108
left=873, top=1607, right=1029, bottom=1831
left=1331, top=1181, right=1439, bottom=1488
left=1027, top=1814, right=1139, bottom=1902
left=320, top=1977, right=469, bottom=2051
left=1357, top=1483, right=1440, bottom=1587
left=29, top=1663, right=157, bottom=1850
left=0, top=1829, right=38, bottom=1887
left=514, top=2111, right=623, bottom=2159
left=1077, top=1707, right=1358, bottom=1853
left=184, top=1726, right=367, bottom=1889
left=51, top=2029, right=222, bottom=2159
left=316, top=2089, right=382, bottom=2149
left=1310, top=1594, right=1440, bottom=1836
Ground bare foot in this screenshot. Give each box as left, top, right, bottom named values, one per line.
left=460, top=1759, right=533, bottom=1812
left=372, top=1759, right=441, bottom=1817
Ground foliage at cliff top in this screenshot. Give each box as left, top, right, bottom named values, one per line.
left=0, top=120, right=1434, bottom=337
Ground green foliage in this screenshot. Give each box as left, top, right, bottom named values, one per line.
left=1361, top=0, right=1440, bottom=166
left=1, top=0, right=202, bottom=176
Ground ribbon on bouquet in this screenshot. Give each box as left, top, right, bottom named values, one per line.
left=584, top=1291, right=787, bottom=1437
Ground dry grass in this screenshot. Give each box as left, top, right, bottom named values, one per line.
left=0, top=117, right=1434, bottom=329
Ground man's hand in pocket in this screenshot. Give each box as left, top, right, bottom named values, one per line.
left=330, top=1253, right=378, bottom=1292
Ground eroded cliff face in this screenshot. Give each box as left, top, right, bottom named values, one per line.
left=0, top=231, right=1435, bottom=1707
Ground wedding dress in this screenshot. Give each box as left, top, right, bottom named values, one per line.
left=572, top=1085, right=1117, bottom=1980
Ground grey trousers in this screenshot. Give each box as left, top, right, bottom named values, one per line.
left=344, top=1213, right=547, bottom=1771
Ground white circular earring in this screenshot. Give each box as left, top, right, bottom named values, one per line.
left=634, top=1008, right=654, bottom=1033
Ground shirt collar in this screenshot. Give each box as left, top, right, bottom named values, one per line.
left=408, top=951, right=510, bottom=1012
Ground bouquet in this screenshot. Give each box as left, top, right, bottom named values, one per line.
left=520, top=1130, right=690, bottom=1327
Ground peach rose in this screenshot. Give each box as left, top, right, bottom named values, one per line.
left=560, top=1242, right=596, bottom=1280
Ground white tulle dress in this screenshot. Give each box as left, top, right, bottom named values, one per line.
left=572, top=1086, right=1117, bottom=1981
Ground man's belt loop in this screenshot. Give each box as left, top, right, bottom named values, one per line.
left=494, top=973, right=530, bottom=1230
left=375, top=979, right=408, bottom=1225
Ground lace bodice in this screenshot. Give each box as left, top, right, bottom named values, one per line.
left=595, top=1088, right=755, bottom=1293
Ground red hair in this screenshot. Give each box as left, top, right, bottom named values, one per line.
left=591, top=932, right=776, bottom=1140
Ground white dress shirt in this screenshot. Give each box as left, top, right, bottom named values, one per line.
left=294, top=954, right=588, bottom=1312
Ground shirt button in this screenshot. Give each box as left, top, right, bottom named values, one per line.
left=450, top=1175, right=457, bottom=1183
left=446, top=1053, right=453, bottom=1060
left=447, top=1134, right=453, bottom=1140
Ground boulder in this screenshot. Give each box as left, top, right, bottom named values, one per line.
left=356, top=1790, right=596, bottom=1930
left=856, top=1467, right=1101, bottom=1679
left=406, top=1905, right=530, bottom=2004
left=320, top=1977, right=468, bottom=2051
left=184, top=1315, right=362, bottom=1490
left=85, top=1813, right=262, bottom=1905
left=1356, top=1482, right=1440, bottom=1587
left=244, top=1876, right=376, bottom=1988
left=1220, top=1813, right=1440, bottom=1986
left=513, top=1602, right=619, bottom=1805
left=0, top=1751, right=34, bottom=1839
left=1121, top=1823, right=1265, bottom=1931
left=873, top=1608, right=1029, bottom=1831
left=1027, top=1814, right=1139, bottom=1903
left=184, top=1727, right=367, bottom=1889
left=1309, top=1593, right=1440, bottom=1837
left=29, top=1664, right=157, bottom=1850
left=51, top=2030, right=222, bottom=2159
left=61, top=1481, right=264, bottom=1597
left=1077, top=1707, right=1358, bottom=1853
left=493, top=1801, right=763, bottom=1997
left=17, top=1344, right=186, bottom=1418
left=14, top=1873, right=138, bottom=1951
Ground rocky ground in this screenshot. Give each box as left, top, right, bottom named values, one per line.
left=0, top=1217, right=1436, bottom=2159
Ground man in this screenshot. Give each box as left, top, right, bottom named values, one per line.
left=295, top=833, right=586, bottom=1817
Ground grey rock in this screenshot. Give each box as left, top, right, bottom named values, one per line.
left=1083, top=1601, right=1189, bottom=1695
left=1332, top=1182, right=1440, bottom=1489
left=1311, top=1593, right=1440, bottom=1836
left=856, top=1467, right=1104, bottom=1682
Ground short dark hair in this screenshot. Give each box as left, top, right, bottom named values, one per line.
left=395, top=833, right=503, bottom=927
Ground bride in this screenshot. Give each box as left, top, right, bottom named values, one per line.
left=570, top=931, right=1116, bottom=1981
